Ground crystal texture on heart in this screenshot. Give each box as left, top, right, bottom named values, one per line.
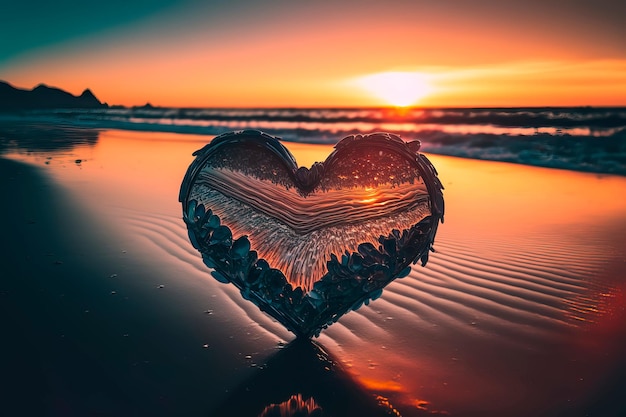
left=179, top=130, right=444, bottom=337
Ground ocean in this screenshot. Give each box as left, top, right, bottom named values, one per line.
left=1, top=106, right=625, bottom=175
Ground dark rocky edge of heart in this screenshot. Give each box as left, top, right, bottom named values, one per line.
left=179, top=130, right=444, bottom=338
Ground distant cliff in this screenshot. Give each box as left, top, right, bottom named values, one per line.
left=0, top=81, right=107, bottom=111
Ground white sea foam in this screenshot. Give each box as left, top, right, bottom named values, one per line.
left=2, top=106, right=625, bottom=174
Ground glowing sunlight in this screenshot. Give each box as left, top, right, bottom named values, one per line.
left=355, top=72, right=432, bottom=107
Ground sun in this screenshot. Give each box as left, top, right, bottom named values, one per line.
left=355, top=71, right=432, bottom=107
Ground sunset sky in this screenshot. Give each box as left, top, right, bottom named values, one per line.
left=1, top=0, right=625, bottom=107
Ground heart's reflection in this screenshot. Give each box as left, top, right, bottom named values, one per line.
left=210, top=339, right=420, bottom=417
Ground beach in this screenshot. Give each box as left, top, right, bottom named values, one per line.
left=1, top=126, right=625, bottom=416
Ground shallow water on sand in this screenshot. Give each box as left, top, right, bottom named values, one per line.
left=2, top=127, right=625, bottom=416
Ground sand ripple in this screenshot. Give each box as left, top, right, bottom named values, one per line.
left=111, top=204, right=616, bottom=348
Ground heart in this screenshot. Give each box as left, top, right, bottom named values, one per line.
left=179, top=130, right=444, bottom=338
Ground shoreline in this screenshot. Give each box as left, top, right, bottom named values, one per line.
left=1, top=114, right=624, bottom=176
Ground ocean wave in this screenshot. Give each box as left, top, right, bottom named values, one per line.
left=28, top=106, right=626, bottom=128
left=1, top=107, right=625, bottom=175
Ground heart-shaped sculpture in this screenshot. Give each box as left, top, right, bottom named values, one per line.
left=179, top=130, right=444, bottom=338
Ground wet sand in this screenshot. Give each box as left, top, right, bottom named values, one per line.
left=1, top=127, right=625, bottom=416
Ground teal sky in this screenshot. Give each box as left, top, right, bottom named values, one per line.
left=1, top=0, right=625, bottom=106
left=1, top=1, right=173, bottom=62
left=4, top=1, right=625, bottom=58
